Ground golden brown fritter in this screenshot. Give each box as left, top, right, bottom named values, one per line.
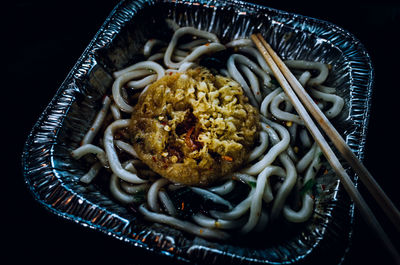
left=129, top=67, right=259, bottom=186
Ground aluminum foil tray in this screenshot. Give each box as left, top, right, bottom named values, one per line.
left=22, top=0, right=373, bottom=264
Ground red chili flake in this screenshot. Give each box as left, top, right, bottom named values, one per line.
left=185, top=126, right=200, bottom=150
left=152, top=156, right=157, bottom=162
left=181, top=202, right=185, bottom=210
left=169, top=72, right=173, bottom=75
left=222, top=155, right=233, bottom=162
left=204, top=43, right=210, bottom=46
left=321, top=184, right=326, bottom=191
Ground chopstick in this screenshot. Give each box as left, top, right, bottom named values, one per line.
left=254, top=34, right=400, bottom=233
left=251, top=33, right=400, bottom=263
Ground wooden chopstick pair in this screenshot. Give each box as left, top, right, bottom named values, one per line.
left=251, top=33, right=400, bottom=263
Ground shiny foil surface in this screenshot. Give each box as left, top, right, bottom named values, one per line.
left=22, top=0, right=373, bottom=264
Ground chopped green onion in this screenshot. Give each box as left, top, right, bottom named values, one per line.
left=300, top=179, right=316, bottom=196
left=247, top=181, right=257, bottom=188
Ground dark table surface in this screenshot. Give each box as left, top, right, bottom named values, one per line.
left=4, top=0, right=400, bottom=264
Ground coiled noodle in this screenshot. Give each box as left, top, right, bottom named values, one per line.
left=72, top=23, right=344, bottom=240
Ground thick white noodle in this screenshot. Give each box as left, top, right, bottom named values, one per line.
left=79, top=162, right=102, bottom=184
left=208, top=180, right=236, bottom=195
left=241, top=166, right=285, bottom=233
left=263, top=122, right=297, bottom=220
left=260, top=88, right=282, bottom=118
left=109, top=161, right=145, bottom=204
left=283, top=193, right=314, bottom=223
left=296, top=143, right=318, bottom=173
left=231, top=172, right=257, bottom=183
left=120, top=182, right=150, bottom=195
left=299, top=129, right=312, bottom=148
left=127, top=74, right=157, bottom=89
left=309, top=88, right=344, bottom=119
left=115, top=140, right=138, bottom=158
left=297, top=71, right=311, bottom=86
left=147, top=178, right=169, bottom=212
left=119, top=162, right=151, bottom=193
left=173, top=48, right=190, bottom=57
left=247, top=131, right=269, bottom=162
left=241, top=120, right=290, bottom=175
left=178, top=39, right=209, bottom=50
left=138, top=204, right=229, bottom=240
left=192, top=213, right=246, bottom=229
left=178, top=62, right=196, bottom=72
left=315, top=84, right=336, bottom=94
left=71, top=144, right=108, bottom=166
left=284, top=60, right=329, bottom=86
left=110, top=103, right=121, bottom=120
left=288, top=122, right=298, bottom=145
left=304, top=146, right=322, bottom=184
left=238, top=64, right=262, bottom=103
left=112, top=62, right=164, bottom=113
left=81, top=96, right=111, bottom=145
left=103, top=119, right=147, bottom=183
left=210, top=188, right=255, bottom=220
left=227, top=54, right=271, bottom=106
left=237, top=46, right=273, bottom=74
left=158, top=190, right=177, bottom=217
left=113, top=64, right=163, bottom=79
left=147, top=52, right=164, bottom=61
left=172, top=42, right=226, bottom=68
left=164, top=27, right=222, bottom=69
left=143, top=39, right=166, bottom=57
left=191, top=187, right=233, bottom=210
left=110, top=173, right=145, bottom=204
left=172, top=54, right=187, bottom=61
left=270, top=92, right=304, bottom=125
left=225, top=38, right=254, bottom=48
left=271, top=152, right=297, bottom=220
left=283, top=146, right=321, bottom=222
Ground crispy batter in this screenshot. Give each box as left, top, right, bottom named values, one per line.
left=130, top=67, right=259, bottom=186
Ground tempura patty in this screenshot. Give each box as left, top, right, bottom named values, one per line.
left=129, top=67, right=259, bottom=186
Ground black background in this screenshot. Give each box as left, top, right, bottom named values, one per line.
left=4, top=0, right=400, bottom=264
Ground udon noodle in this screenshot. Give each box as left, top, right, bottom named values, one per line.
left=72, top=21, right=344, bottom=240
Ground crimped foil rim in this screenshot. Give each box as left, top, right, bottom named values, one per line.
left=22, top=0, right=372, bottom=264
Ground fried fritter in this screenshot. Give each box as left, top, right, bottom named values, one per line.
left=130, top=67, right=259, bottom=186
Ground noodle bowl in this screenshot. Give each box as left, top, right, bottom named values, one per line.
left=72, top=21, right=344, bottom=240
